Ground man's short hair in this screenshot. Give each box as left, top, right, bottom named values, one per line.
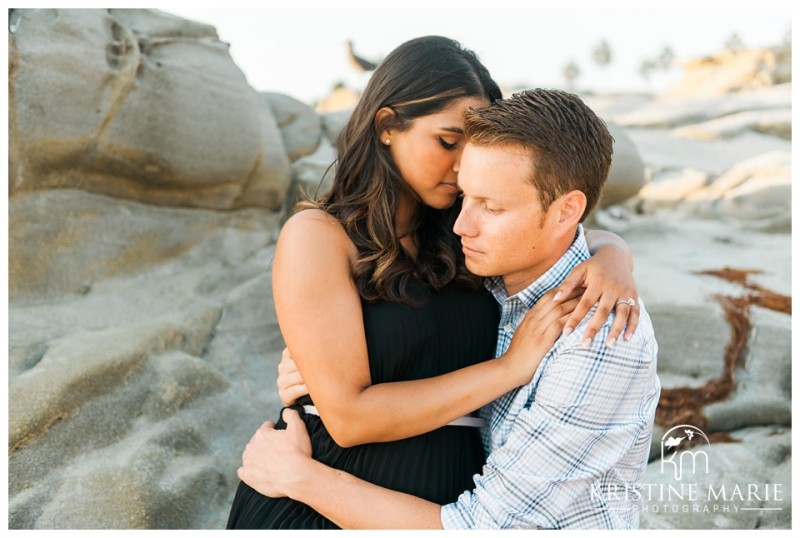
left=463, top=89, right=613, bottom=221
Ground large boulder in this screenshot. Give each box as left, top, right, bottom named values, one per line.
left=8, top=8, right=291, bottom=210
left=600, top=122, right=647, bottom=207
left=8, top=189, right=286, bottom=529
left=683, top=151, right=791, bottom=231
left=261, top=92, right=322, bottom=163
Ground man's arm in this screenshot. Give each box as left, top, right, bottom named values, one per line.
left=441, top=311, right=659, bottom=529
left=237, top=409, right=444, bottom=529
left=286, top=456, right=443, bottom=529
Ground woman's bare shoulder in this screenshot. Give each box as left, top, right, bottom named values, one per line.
left=277, top=208, right=356, bottom=260
left=286, top=207, right=337, bottom=224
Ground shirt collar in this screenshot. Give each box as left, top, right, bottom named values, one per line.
left=484, top=224, right=589, bottom=308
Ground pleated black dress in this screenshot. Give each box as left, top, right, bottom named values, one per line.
left=227, top=279, right=500, bottom=529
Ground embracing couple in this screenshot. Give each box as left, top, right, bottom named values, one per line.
left=227, top=35, right=660, bottom=530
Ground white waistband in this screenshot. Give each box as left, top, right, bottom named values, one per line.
left=301, top=405, right=485, bottom=428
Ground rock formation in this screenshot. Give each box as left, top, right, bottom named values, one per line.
left=9, top=8, right=291, bottom=211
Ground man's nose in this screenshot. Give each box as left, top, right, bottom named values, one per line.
left=453, top=206, right=474, bottom=237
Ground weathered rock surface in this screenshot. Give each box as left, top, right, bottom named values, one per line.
left=8, top=188, right=285, bottom=528
left=8, top=8, right=291, bottom=210
left=610, top=84, right=790, bottom=130
left=639, top=426, right=791, bottom=530
left=591, top=81, right=791, bottom=233
left=600, top=122, right=647, bottom=207
left=667, top=46, right=791, bottom=98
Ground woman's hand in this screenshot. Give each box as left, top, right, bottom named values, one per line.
left=277, top=348, right=309, bottom=406
left=501, top=288, right=582, bottom=386
left=555, top=245, right=639, bottom=348
left=237, top=409, right=313, bottom=499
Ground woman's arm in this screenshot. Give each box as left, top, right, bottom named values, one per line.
left=556, top=228, right=639, bottom=347
left=273, top=210, right=574, bottom=448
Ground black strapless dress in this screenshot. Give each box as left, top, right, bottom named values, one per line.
left=227, top=280, right=499, bottom=529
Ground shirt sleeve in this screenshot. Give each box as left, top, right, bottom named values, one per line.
left=441, top=324, right=658, bottom=529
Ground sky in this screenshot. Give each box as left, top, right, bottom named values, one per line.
left=161, top=2, right=792, bottom=105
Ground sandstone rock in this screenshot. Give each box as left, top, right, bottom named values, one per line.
left=17, top=416, right=229, bottom=529
left=8, top=8, right=290, bottom=210
left=682, top=151, right=791, bottom=230
left=720, top=176, right=790, bottom=228
left=315, top=84, right=360, bottom=113
left=281, top=137, right=338, bottom=219
left=8, top=222, right=285, bottom=529
left=674, top=109, right=791, bottom=141
left=624, top=125, right=790, bottom=180
left=583, top=93, right=655, bottom=118
left=636, top=147, right=791, bottom=232
left=261, top=92, right=322, bottom=162
left=703, top=314, right=791, bottom=432
left=9, top=319, right=216, bottom=453
left=611, top=84, right=790, bottom=130
left=8, top=189, right=278, bottom=302
left=646, top=304, right=731, bottom=390
left=640, top=426, right=791, bottom=529
left=276, top=108, right=348, bottom=220
left=637, top=168, right=710, bottom=213
left=321, top=109, right=351, bottom=143
left=599, top=122, right=647, bottom=207
left=667, top=46, right=791, bottom=99
left=762, top=459, right=792, bottom=528
left=693, top=151, right=790, bottom=198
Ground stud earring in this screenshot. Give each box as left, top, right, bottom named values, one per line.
left=385, top=138, right=391, bottom=145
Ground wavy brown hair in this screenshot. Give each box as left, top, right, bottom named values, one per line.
left=297, top=36, right=502, bottom=304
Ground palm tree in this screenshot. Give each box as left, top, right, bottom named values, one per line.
left=656, top=46, right=675, bottom=71
left=724, top=32, right=744, bottom=53
left=591, top=40, right=612, bottom=68
left=563, top=60, right=581, bottom=89
left=638, top=58, right=656, bottom=83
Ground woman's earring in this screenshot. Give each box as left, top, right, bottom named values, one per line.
left=385, top=138, right=391, bottom=145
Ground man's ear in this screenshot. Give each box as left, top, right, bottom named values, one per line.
left=556, top=190, right=587, bottom=228
left=374, top=107, right=396, bottom=142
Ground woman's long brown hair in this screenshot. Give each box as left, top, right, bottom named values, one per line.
left=297, top=36, right=502, bottom=304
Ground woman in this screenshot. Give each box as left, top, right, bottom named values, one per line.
left=227, top=35, right=638, bottom=530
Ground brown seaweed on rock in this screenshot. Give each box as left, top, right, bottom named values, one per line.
left=654, top=267, right=790, bottom=444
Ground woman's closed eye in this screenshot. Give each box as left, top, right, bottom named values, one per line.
left=438, top=136, right=459, bottom=150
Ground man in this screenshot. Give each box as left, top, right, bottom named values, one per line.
left=237, top=89, right=660, bottom=529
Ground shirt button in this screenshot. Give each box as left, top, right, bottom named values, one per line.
left=503, top=323, right=514, bottom=332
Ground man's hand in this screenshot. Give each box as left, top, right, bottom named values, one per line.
left=277, top=348, right=309, bottom=406
left=237, top=409, right=313, bottom=498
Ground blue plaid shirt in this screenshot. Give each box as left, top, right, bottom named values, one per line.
left=441, top=225, right=660, bottom=529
